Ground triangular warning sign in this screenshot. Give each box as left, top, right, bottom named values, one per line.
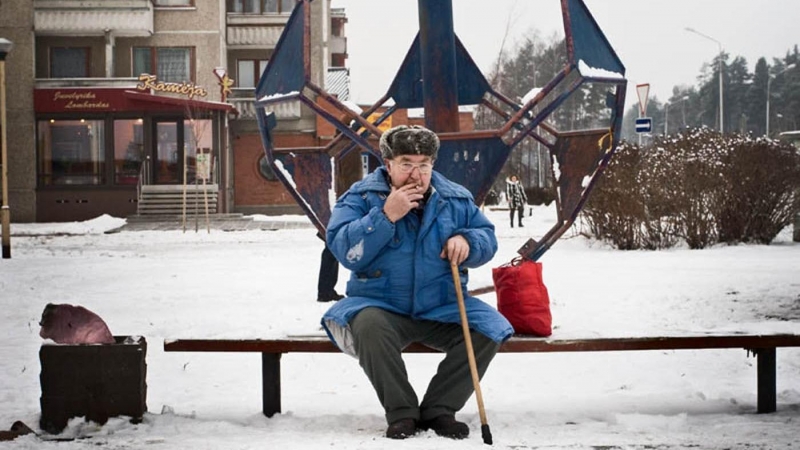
left=636, top=83, right=650, bottom=116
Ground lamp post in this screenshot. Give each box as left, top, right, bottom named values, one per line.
left=0, top=38, right=12, bottom=259
left=686, top=27, right=724, bottom=133
left=766, top=63, right=796, bottom=137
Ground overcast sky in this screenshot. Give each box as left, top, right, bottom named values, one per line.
left=330, top=0, right=800, bottom=113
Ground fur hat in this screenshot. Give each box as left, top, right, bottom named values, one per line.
left=379, top=125, right=440, bottom=160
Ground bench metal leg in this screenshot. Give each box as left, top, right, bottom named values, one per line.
left=755, top=348, right=776, bottom=414
left=262, top=353, right=281, bottom=417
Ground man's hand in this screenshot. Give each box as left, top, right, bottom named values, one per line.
left=440, top=234, right=470, bottom=265
left=383, top=184, right=424, bottom=223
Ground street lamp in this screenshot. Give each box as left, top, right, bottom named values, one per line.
left=686, top=27, right=724, bottom=133
left=766, top=63, right=796, bottom=137
left=0, top=38, right=12, bottom=259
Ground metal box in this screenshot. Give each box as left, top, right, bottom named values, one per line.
left=39, top=336, right=147, bottom=434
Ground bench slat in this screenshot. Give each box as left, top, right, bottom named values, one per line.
left=163, top=333, right=800, bottom=417
left=164, top=334, right=800, bottom=354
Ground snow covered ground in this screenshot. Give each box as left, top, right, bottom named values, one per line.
left=1, top=205, right=799, bottom=449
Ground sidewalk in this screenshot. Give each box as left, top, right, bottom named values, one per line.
left=2, top=214, right=315, bottom=237
left=112, top=214, right=315, bottom=233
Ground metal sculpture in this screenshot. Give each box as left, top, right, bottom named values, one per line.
left=255, top=0, right=626, bottom=261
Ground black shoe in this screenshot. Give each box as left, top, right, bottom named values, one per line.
left=316, top=292, right=344, bottom=303
left=386, top=418, right=417, bottom=439
left=518, top=223, right=524, bottom=227
left=420, top=415, right=469, bottom=439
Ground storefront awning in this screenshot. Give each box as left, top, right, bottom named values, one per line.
left=123, top=90, right=237, bottom=113
left=34, top=87, right=238, bottom=115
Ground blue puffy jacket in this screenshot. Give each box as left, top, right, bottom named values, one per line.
left=321, top=168, right=513, bottom=356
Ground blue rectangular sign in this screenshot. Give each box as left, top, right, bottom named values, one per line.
left=635, top=117, right=652, bottom=133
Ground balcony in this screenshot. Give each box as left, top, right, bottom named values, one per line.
left=330, top=35, right=347, bottom=56
left=226, top=13, right=290, bottom=49
left=34, top=0, right=154, bottom=37
left=230, top=88, right=300, bottom=120
left=35, top=78, right=139, bottom=89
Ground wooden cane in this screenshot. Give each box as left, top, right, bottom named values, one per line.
left=450, top=262, right=493, bottom=445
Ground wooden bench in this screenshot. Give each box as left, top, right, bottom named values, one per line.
left=164, top=333, right=800, bottom=417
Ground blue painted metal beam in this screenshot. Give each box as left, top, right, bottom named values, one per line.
left=253, top=0, right=630, bottom=264
left=417, top=0, right=459, bottom=132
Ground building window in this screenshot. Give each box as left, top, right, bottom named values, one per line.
left=38, top=119, right=106, bottom=186
left=133, top=47, right=193, bottom=82
left=51, top=48, right=90, bottom=78
left=114, top=119, right=144, bottom=185
left=237, top=59, right=268, bottom=88
left=229, top=0, right=294, bottom=13
left=154, top=0, right=193, bottom=5
left=258, top=155, right=278, bottom=181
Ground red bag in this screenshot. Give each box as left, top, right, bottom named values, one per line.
left=492, top=257, right=552, bottom=337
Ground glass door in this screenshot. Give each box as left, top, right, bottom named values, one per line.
left=153, top=119, right=184, bottom=184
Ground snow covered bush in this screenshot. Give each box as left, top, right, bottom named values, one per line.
left=713, top=136, right=800, bottom=244
left=580, top=128, right=800, bottom=249
left=579, top=139, right=648, bottom=250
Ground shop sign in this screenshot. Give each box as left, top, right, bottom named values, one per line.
left=53, top=91, right=111, bottom=110
left=213, top=68, right=234, bottom=103
left=34, top=88, right=130, bottom=113
left=196, top=151, right=211, bottom=181
left=136, top=74, right=208, bottom=100
left=366, top=112, right=392, bottom=133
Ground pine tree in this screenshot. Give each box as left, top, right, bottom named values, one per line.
left=746, top=58, right=769, bottom=136
left=778, top=47, right=800, bottom=133
left=725, top=56, right=752, bottom=134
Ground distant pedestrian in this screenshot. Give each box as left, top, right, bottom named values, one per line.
left=505, top=175, right=527, bottom=228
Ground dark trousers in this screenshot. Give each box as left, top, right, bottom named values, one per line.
left=318, top=245, right=339, bottom=296
left=509, top=206, right=524, bottom=227
left=350, top=307, right=500, bottom=424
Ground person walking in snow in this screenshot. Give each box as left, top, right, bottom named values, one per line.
left=321, top=125, right=513, bottom=441
left=505, top=174, right=527, bottom=228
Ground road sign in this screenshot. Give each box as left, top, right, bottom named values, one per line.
left=636, top=83, right=650, bottom=116
left=635, top=117, right=652, bottom=133
left=196, top=151, right=211, bottom=181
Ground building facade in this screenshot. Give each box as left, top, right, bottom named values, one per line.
left=1, top=0, right=471, bottom=223
left=0, top=0, right=338, bottom=222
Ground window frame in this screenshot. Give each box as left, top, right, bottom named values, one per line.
left=236, top=59, right=269, bottom=88
left=37, top=117, right=108, bottom=187
left=228, top=0, right=294, bottom=14
left=50, top=47, right=91, bottom=78
left=257, top=155, right=278, bottom=181
left=132, top=46, right=196, bottom=83
left=153, top=0, right=195, bottom=7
